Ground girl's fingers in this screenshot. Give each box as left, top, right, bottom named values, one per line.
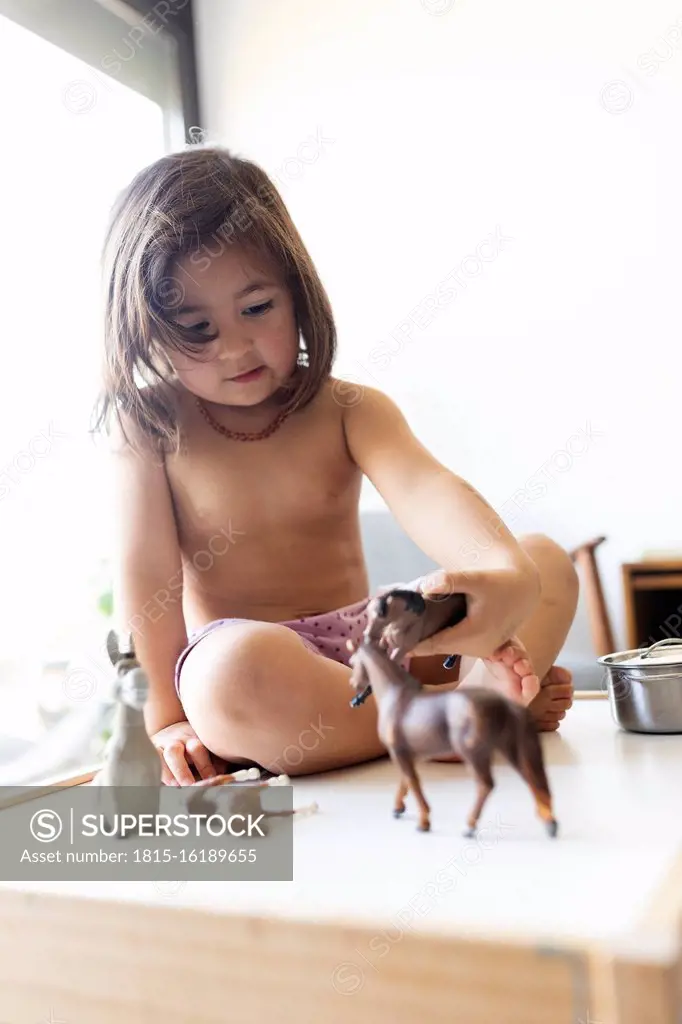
left=162, top=741, right=196, bottom=785
left=410, top=634, right=443, bottom=657
left=159, top=759, right=175, bottom=786
left=154, top=744, right=225, bottom=785
left=185, top=738, right=217, bottom=780
left=154, top=747, right=176, bottom=786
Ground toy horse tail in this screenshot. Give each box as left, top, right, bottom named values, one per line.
left=502, top=708, right=558, bottom=839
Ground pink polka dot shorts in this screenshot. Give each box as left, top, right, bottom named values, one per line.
left=174, top=576, right=428, bottom=696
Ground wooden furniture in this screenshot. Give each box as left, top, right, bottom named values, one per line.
left=570, top=536, right=616, bottom=656
left=570, top=539, right=682, bottom=656
left=0, top=695, right=681, bottom=1023
left=622, top=558, right=682, bottom=650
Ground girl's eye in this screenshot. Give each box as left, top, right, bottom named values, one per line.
left=176, top=319, right=217, bottom=348
left=243, top=300, right=273, bottom=317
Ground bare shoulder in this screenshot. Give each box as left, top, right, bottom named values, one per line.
left=337, top=379, right=442, bottom=488
left=336, top=380, right=413, bottom=440
left=295, top=376, right=356, bottom=433
left=108, top=381, right=182, bottom=466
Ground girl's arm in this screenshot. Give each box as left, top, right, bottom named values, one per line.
left=108, top=412, right=188, bottom=736
left=342, top=386, right=541, bottom=657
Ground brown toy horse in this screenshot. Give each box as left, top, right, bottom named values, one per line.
left=351, top=588, right=467, bottom=707
left=347, top=636, right=558, bottom=838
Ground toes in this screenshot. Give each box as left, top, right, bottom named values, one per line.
left=494, top=644, right=515, bottom=666
left=538, top=709, right=567, bottom=725
left=521, top=673, right=541, bottom=702
left=541, top=682, right=574, bottom=700
left=546, top=666, right=573, bottom=686
left=532, top=701, right=568, bottom=729
left=495, top=641, right=526, bottom=666
left=538, top=720, right=562, bottom=732
left=549, top=697, right=573, bottom=711
left=536, top=714, right=564, bottom=731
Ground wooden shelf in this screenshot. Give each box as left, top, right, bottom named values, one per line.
left=623, top=561, right=682, bottom=574
left=623, top=560, right=682, bottom=649
left=632, top=574, right=682, bottom=591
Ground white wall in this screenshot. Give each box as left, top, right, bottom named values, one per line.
left=193, top=0, right=682, bottom=663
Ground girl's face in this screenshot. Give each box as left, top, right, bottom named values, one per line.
left=162, top=246, right=299, bottom=407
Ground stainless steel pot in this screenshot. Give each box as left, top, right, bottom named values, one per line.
left=598, top=638, right=682, bottom=733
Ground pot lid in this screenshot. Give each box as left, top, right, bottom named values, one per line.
left=607, top=638, right=682, bottom=667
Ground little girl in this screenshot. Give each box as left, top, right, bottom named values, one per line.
left=93, top=145, right=578, bottom=786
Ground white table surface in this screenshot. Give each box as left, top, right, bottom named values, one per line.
left=1, top=699, right=681, bottom=962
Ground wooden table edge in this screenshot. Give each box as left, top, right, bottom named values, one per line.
left=0, top=887, right=603, bottom=1024
left=584, top=850, right=682, bottom=1023
left=0, top=878, right=677, bottom=1023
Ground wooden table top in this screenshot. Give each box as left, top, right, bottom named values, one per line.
left=1, top=696, right=680, bottom=963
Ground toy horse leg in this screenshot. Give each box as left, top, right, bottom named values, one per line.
left=517, top=750, right=558, bottom=839
left=392, top=774, right=409, bottom=818
left=390, top=747, right=431, bottom=832
left=460, top=749, right=495, bottom=839
left=499, top=718, right=559, bottom=838
left=386, top=745, right=410, bottom=816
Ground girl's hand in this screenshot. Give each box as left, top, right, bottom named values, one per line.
left=151, top=720, right=227, bottom=786
left=410, top=565, right=541, bottom=660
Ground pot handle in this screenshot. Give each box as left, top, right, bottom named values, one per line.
left=640, top=638, right=682, bottom=659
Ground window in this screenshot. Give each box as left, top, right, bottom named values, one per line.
left=0, top=0, right=197, bottom=778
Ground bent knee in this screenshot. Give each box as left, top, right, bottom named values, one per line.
left=176, top=620, right=353, bottom=774
left=179, top=621, right=306, bottom=706
left=518, top=534, right=579, bottom=600
left=517, top=532, right=567, bottom=558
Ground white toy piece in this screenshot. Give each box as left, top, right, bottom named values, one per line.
left=186, top=772, right=318, bottom=832
left=92, top=630, right=162, bottom=836
left=189, top=767, right=262, bottom=788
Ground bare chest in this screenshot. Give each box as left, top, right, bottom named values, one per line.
left=165, top=401, right=361, bottom=548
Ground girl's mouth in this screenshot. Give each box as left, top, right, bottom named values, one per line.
left=227, top=366, right=265, bottom=383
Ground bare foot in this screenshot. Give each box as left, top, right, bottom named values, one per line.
left=528, top=666, right=574, bottom=731
left=477, top=636, right=542, bottom=704
left=429, top=646, right=572, bottom=761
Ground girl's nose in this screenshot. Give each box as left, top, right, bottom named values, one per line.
left=216, top=331, right=252, bottom=360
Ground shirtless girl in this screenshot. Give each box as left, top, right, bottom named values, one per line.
left=94, top=146, right=578, bottom=785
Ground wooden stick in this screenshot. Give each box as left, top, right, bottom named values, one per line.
left=570, top=537, right=616, bottom=657
left=0, top=763, right=102, bottom=812
left=574, top=690, right=608, bottom=701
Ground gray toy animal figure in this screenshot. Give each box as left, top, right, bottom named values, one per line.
left=186, top=774, right=294, bottom=836
left=92, top=630, right=162, bottom=836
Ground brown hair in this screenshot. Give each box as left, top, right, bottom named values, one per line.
left=91, top=145, right=336, bottom=454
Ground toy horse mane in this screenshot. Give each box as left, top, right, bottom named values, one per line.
left=376, top=589, right=426, bottom=617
